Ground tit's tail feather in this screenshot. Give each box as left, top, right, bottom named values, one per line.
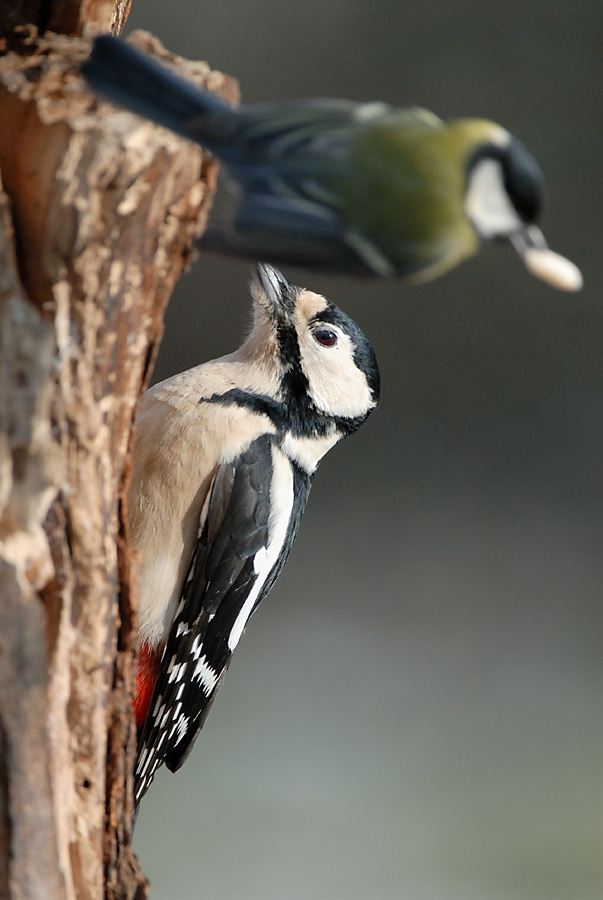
left=81, top=35, right=235, bottom=144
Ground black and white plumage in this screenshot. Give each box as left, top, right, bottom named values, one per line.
left=129, top=264, right=379, bottom=804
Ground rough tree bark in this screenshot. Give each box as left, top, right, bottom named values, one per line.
left=0, top=5, right=238, bottom=898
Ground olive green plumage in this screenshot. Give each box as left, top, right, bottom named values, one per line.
left=82, top=36, right=582, bottom=291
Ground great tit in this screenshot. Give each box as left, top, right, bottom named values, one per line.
left=82, top=35, right=582, bottom=291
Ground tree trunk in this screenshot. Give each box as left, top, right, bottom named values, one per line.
left=0, top=7, right=238, bottom=898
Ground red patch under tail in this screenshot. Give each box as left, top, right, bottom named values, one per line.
left=134, top=643, right=160, bottom=732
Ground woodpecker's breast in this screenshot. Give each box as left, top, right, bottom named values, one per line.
left=128, top=373, right=278, bottom=650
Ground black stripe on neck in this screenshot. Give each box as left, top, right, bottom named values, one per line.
left=275, top=318, right=311, bottom=409
left=203, top=388, right=368, bottom=437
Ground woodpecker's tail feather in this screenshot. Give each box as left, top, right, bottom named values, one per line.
left=81, top=35, right=235, bottom=144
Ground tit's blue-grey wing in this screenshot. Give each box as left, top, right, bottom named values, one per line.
left=201, top=191, right=394, bottom=275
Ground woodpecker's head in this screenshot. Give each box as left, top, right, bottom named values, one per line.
left=245, top=264, right=379, bottom=435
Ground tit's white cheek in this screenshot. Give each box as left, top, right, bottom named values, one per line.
left=465, top=158, right=522, bottom=239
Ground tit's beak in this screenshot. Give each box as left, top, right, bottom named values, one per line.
left=510, top=225, right=583, bottom=291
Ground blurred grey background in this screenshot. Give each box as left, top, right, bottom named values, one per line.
left=125, top=3, right=602, bottom=898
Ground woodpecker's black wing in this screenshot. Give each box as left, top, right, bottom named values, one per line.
left=134, top=433, right=311, bottom=803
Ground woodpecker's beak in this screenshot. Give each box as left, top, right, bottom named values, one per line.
left=251, top=264, right=298, bottom=318
left=510, top=225, right=583, bottom=291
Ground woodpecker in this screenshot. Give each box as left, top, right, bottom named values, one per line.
left=82, top=35, right=582, bottom=291
left=129, top=264, right=379, bottom=804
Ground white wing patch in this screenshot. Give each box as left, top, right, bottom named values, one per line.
left=228, top=445, right=295, bottom=650
left=253, top=546, right=269, bottom=573
left=193, top=655, right=219, bottom=696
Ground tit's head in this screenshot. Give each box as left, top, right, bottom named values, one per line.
left=457, top=121, right=582, bottom=291
left=247, top=264, right=379, bottom=434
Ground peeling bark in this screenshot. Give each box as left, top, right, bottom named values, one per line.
left=0, top=1, right=132, bottom=41
left=0, top=15, right=238, bottom=900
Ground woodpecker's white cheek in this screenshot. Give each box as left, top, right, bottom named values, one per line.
left=302, top=332, right=374, bottom=420
left=465, top=158, right=522, bottom=239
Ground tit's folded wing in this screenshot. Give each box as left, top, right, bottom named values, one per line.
left=134, top=434, right=310, bottom=803
left=199, top=103, right=430, bottom=276
left=201, top=192, right=394, bottom=276
left=197, top=98, right=388, bottom=160
left=201, top=193, right=377, bottom=273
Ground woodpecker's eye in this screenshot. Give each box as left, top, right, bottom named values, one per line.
left=313, top=327, right=338, bottom=347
